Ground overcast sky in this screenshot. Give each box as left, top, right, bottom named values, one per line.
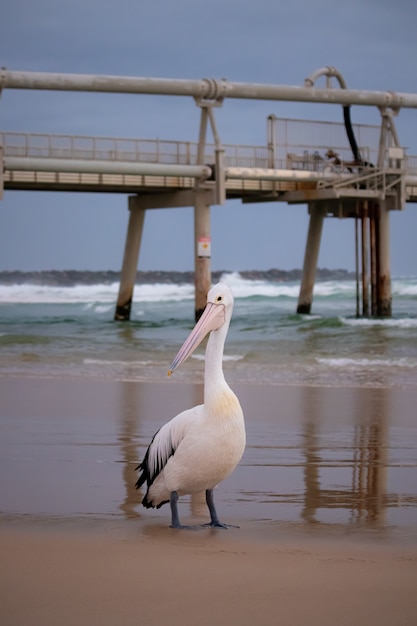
left=1, top=0, right=416, bottom=275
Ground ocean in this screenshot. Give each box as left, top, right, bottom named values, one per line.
left=0, top=271, right=416, bottom=389
left=1, top=271, right=417, bottom=535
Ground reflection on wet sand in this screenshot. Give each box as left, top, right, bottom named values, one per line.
left=117, top=380, right=416, bottom=533
left=301, top=386, right=388, bottom=528
left=118, top=381, right=141, bottom=519
left=118, top=380, right=205, bottom=521
left=2, top=377, right=415, bottom=536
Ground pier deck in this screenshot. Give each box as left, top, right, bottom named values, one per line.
left=2, top=128, right=416, bottom=204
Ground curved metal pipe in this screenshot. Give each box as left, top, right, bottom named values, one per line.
left=305, top=66, right=363, bottom=163
left=304, top=66, right=348, bottom=89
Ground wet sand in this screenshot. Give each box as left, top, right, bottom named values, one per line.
left=2, top=527, right=417, bottom=626
left=1, top=376, right=417, bottom=625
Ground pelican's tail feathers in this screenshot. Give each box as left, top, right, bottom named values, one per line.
left=141, top=491, right=169, bottom=509
left=134, top=426, right=163, bottom=491
left=135, top=459, right=148, bottom=490
left=136, top=455, right=158, bottom=508
left=141, top=490, right=154, bottom=508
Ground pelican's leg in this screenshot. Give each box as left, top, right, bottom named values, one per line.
left=169, top=491, right=183, bottom=528
left=203, top=489, right=239, bottom=529
left=169, top=491, right=196, bottom=530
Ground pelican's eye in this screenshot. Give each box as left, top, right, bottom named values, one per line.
left=216, top=295, right=223, bottom=302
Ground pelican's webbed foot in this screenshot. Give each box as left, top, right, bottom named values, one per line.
left=202, top=489, right=240, bottom=530
left=201, top=521, right=240, bottom=529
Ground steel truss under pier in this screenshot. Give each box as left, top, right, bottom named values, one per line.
left=1, top=66, right=417, bottom=319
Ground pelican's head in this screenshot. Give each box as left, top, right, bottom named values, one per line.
left=168, top=282, right=234, bottom=376
left=207, top=282, right=234, bottom=316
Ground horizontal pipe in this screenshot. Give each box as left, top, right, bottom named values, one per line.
left=2, top=69, right=417, bottom=108
left=3, top=157, right=356, bottom=182
left=225, top=166, right=352, bottom=182
left=227, top=169, right=417, bottom=186
left=4, top=156, right=212, bottom=179
left=405, top=175, right=417, bottom=186
left=0, top=71, right=207, bottom=97
left=5, top=156, right=417, bottom=187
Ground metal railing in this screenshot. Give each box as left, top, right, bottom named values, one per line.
left=273, top=117, right=378, bottom=161
left=1, top=127, right=417, bottom=177
left=0, top=132, right=270, bottom=169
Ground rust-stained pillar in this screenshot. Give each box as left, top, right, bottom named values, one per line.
left=370, top=205, right=378, bottom=317
left=373, top=108, right=392, bottom=317
left=0, top=146, right=4, bottom=200
left=193, top=104, right=212, bottom=321
left=361, top=203, right=370, bottom=317
left=194, top=190, right=211, bottom=321
left=297, top=204, right=325, bottom=315
left=115, top=196, right=145, bottom=321
left=376, top=201, right=392, bottom=316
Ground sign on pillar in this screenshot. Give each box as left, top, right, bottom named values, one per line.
left=197, top=237, right=211, bottom=258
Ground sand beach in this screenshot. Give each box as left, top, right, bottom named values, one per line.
left=1, top=376, right=417, bottom=625
left=2, top=524, right=417, bottom=626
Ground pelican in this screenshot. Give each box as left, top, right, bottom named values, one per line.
left=135, top=282, right=245, bottom=529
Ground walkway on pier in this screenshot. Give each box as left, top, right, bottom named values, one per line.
left=2, top=123, right=417, bottom=202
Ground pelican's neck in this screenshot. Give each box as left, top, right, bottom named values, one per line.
left=204, top=321, right=230, bottom=406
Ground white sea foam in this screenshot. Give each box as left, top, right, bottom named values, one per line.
left=191, top=352, right=244, bottom=362
left=392, top=278, right=417, bottom=297
left=312, top=281, right=356, bottom=297
left=0, top=273, right=416, bottom=305
left=316, top=357, right=417, bottom=369
left=86, top=304, right=113, bottom=314
left=219, top=272, right=301, bottom=298
left=0, top=283, right=119, bottom=304
left=83, top=358, right=157, bottom=367
left=134, top=283, right=195, bottom=303
left=341, top=316, right=417, bottom=329
left=0, top=281, right=194, bottom=304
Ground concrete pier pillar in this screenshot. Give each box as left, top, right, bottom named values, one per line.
left=297, top=205, right=325, bottom=315
left=114, top=196, right=145, bottom=321
left=370, top=210, right=378, bottom=317
left=194, top=191, right=211, bottom=321
left=376, top=202, right=392, bottom=316
left=361, top=210, right=370, bottom=317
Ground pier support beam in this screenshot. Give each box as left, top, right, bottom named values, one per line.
left=297, top=205, right=325, bottom=314
left=115, top=196, right=145, bottom=321
left=369, top=202, right=392, bottom=317
left=192, top=95, right=224, bottom=320
left=361, top=208, right=370, bottom=317
left=376, top=201, right=392, bottom=316
left=194, top=190, right=212, bottom=321
left=370, top=209, right=378, bottom=316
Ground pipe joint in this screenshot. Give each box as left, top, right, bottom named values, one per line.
left=195, top=78, right=228, bottom=106
left=379, top=92, right=401, bottom=115
left=0, top=66, right=7, bottom=96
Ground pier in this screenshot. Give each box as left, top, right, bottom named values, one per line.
left=1, top=66, right=417, bottom=319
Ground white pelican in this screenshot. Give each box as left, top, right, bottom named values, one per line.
left=135, top=282, right=245, bottom=529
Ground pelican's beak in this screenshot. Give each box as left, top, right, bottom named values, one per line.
left=168, top=302, right=225, bottom=376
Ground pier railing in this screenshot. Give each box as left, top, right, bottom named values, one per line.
left=0, top=131, right=270, bottom=169
left=2, top=124, right=417, bottom=178
left=2, top=117, right=417, bottom=213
